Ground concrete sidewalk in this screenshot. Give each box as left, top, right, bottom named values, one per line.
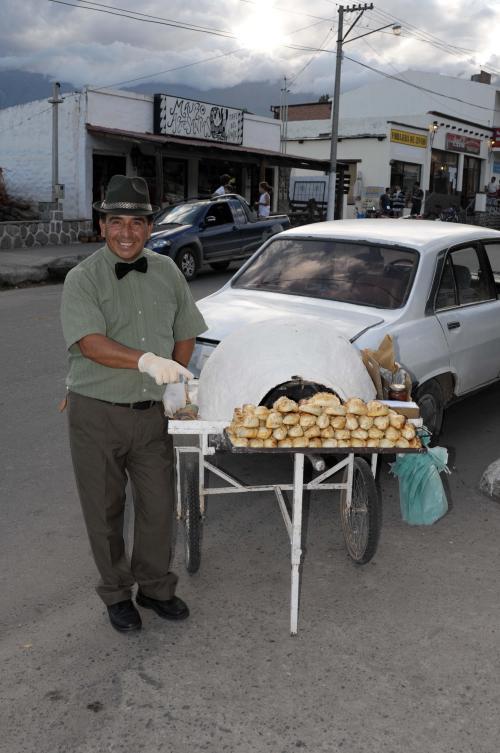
left=0, top=242, right=102, bottom=287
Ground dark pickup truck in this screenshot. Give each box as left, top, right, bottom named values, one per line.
left=145, top=194, right=290, bottom=281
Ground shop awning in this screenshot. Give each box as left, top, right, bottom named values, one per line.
left=86, top=123, right=355, bottom=171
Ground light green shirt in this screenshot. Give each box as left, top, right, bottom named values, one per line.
left=61, top=245, right=207, bottom=402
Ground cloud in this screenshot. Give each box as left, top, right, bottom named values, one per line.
left=1, top=0, right=499, bottom=95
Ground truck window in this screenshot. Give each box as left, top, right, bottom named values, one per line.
left=229, top=201, right=248, bottom=225
left=207, top=202, right=234, bottom=226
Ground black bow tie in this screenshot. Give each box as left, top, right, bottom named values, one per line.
left=115, top=256, right=148, bottom=280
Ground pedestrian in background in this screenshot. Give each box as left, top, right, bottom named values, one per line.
left=256, top=181, right=271, bottom=218
left=61, top=175, right=207, bottom=633
left=379, top=187, right=392, bottom=216
left=391, top=186, right=406, bottom=217
left=411, top=182, right=424, bottom=215
left=212, top=173, right=231, bottom=196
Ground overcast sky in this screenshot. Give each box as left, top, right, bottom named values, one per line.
left=1, top=0, right=499, bottom=96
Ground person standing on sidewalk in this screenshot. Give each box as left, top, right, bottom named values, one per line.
left=61, top=175, right=207, bottom=633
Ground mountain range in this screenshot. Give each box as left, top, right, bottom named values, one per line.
left=0, top=70, right=323, bottom=116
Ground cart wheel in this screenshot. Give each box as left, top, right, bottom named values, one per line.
left=340, top=457, right=381, bottom=565
left=180, top=454, right=202, bottom=573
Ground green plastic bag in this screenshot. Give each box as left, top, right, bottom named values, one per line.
left=390, top=436, right=450, bottom=525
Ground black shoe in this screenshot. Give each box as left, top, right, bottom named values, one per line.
left=107, top=599, right=142, bottom=632
left=136, top=590, right=190, bottom=620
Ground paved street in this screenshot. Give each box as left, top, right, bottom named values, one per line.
left=1, top=278, right=500, bottom=753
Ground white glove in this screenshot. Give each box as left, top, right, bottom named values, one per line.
left=162, top=382, right=187, bottom=417
left=138, top=352, right=193, bottom=385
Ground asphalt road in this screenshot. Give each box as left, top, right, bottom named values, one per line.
left=1, top=275, right=500, bottom=753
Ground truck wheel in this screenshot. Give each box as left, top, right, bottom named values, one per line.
left=209, top=261, right=230, bottom=272
left=176, top=247, right=198, bottom=282
left=415, top=379, right=444, bottom=439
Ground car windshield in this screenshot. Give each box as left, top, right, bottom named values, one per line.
left=233, top=238, right=418, bottom=309
left=155, top=204, right=205, bottom=226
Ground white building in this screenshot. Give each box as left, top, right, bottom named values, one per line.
left=0, top=87, right=327, bottom=222
left=277, top=70, right=500, bottom=215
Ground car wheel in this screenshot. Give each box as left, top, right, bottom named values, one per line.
left=415, top=379, right=444, bottom=439
left=176, top=247, right=198, bottom=281
left=209, top=261, right=230, bottom=272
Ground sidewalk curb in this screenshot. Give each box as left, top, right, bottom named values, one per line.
left=0, top=245, right=100, bottom=288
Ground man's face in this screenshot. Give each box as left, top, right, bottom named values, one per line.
left=100, top=215, right=152, bottom=261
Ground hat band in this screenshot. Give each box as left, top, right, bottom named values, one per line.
left=101, top=200, right=153, bottom=211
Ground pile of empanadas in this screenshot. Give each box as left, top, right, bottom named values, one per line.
left=226, top=392, right=421, bottom=450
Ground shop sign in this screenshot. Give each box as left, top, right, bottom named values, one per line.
left=492, top=161, right=500, bottom=174
left=154, top=94, right=244, bottom=145
left=390, top=129, right=427, bottom=148
left=445, top=133, right=481, bottom=155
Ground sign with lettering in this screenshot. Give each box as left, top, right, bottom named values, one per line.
left=154, top=94, right=244, bottom=144
left=445, top=133, right=481, bottom=155
left=390, top=129, right=427, bottom=148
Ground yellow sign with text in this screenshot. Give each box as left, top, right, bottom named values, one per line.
left=390, top=129, right=427, bottom=148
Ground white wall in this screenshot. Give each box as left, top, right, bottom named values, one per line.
left=0, top=93, right=88, bottom=218
left=243, top=114, right=280, bottom=151
left=86, top=88, right=154, bottom=132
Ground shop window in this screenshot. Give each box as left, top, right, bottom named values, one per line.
left=162, top=159, right=187, bottom=204
left=389, top=161, right=421, bottom=196
left=430, top=149, right=458, bottom=194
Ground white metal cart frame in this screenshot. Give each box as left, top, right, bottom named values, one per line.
left=170, top=419, right=383, bottom=635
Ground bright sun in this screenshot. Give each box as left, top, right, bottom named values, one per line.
left=234, top=1, right=286, bottom=53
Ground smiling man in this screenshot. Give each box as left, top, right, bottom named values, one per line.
left=60, top=175, right=207, bottom=633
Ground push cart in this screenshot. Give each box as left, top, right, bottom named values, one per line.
left=169, top=419, right=423, bottom=635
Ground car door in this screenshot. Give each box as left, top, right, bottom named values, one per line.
left=199, top=201, right=240, bottom=261
left=229, top=200, right=265, bottom=257
left=434, top=242, right=500, bottom=394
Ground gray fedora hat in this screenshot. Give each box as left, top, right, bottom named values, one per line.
left=93, top=175, right=159, bottom=216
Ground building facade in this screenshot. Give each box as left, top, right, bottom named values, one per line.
left=276, top=70, right=500, bottom=215
left=0, top=87, right=328, bottom=226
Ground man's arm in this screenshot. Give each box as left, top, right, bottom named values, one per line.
left=78, top=333, right=195, bottom=371
left=78, top=333, right=143, bottom=369
left=172, top=338, right=195, bottom=368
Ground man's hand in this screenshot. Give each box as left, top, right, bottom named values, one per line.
left=138, top=352, right=193, bottom=385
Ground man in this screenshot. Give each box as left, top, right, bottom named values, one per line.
left=411, top=182, right=424, bottom=216
left=391, top=186, right=406, bottom=217
left=487, top=176, right=497, bottom=196
left=61, top=175, right=207, bottom=633
left=379, top=187, right=392, bottom=216
left=212, top=173, right=231, bottom=196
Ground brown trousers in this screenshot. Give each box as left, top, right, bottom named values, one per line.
left=68, top=392, right=178, bottom=606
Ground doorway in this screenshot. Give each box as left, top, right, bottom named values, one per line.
left=92, top=154, right=127, bottom=231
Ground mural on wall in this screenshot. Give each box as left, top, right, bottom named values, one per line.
left=154, top=94, right=244, bottom=145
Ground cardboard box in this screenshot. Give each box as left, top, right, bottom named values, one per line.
left=382, top=400, right=420, bottom=418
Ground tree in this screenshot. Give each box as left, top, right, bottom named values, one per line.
left=318, top=94, right=330, bottom=103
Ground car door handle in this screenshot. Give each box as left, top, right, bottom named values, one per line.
left=447, top=321, right=461, bottom=330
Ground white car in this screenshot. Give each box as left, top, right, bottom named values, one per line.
left=191, top=219, right=500, bottom=435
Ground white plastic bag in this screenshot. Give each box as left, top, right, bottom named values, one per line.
left=162, top=381, right=186, bottom=418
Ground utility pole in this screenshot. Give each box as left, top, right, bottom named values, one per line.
left=326, top=4, right=374, bottom=221
left=48, top=82, right=63, bottom=202
left=280, top=76, right=290, bottom=154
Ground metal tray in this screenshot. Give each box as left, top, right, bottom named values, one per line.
left=220, top=430, right=426, bottom=454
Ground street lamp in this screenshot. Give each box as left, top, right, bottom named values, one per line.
left=326, top=5, right=401, bottom=220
